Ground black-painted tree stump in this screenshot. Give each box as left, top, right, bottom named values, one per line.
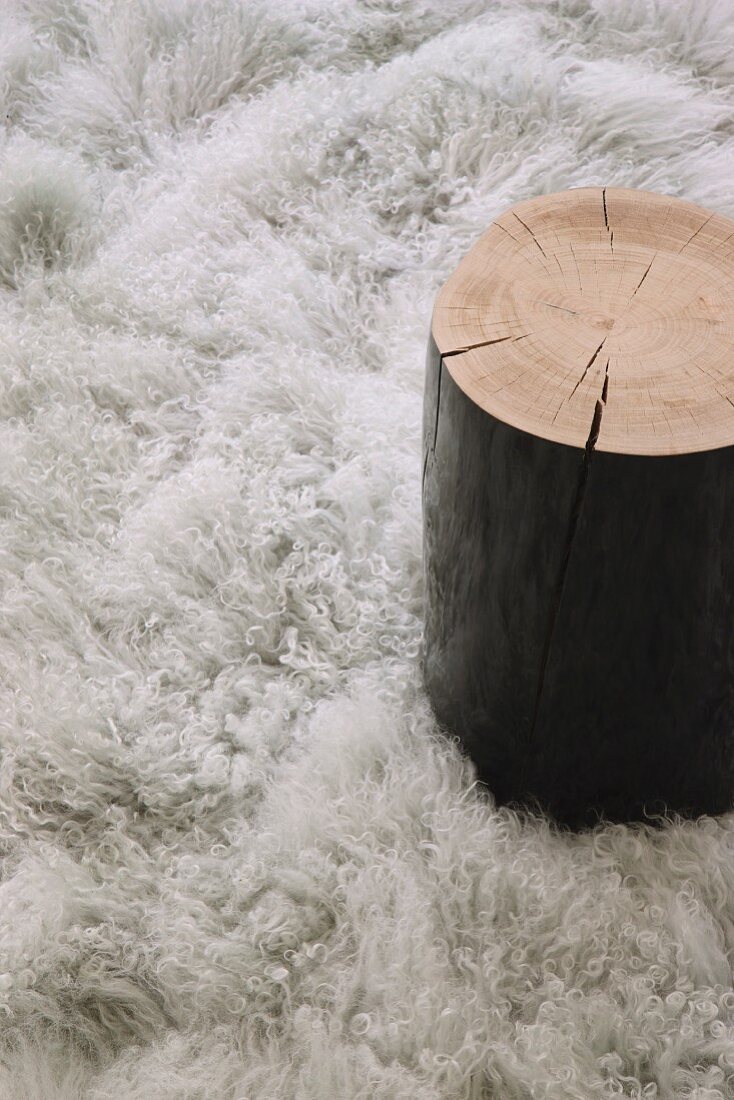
left=422, top=186, right=734, bottom=831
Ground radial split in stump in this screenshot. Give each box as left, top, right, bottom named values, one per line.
left=422, top=185, right=734, bottom=831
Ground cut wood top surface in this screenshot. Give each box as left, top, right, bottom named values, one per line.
left=431, top=186, right=734, bottom=456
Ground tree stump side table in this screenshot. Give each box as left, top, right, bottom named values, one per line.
left=421, top=186, right=734, bottom=830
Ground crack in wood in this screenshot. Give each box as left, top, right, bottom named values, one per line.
left=494, top=221, right=522, bottom=246
left=440, top=334, right=519, bottom=358
left=423, top=354, right=445, bottom=493
left=519, top=358, right=610, bottom=793
left=551, top=348, right=609, bottom=426
left=538, top=301, right=578, bottom=315
left=511, top=211, right=549, bottom=259
left=710, top=228, right=734, bottom=258
left=578, top=337, right=607, bottom=383
left=569, top=243, right=583, bottom=292
left=679, top=212, right=714, bottom=253
left=433, top=355, right=443, bottom=451
left=497, top=214, right=557, bottom=279
left=630, top=256, right=655, bottom=298
left=602, top=190, right=615, bottom=256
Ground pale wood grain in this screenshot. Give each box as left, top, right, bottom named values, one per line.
left=432, top=186, right=734, bottom=456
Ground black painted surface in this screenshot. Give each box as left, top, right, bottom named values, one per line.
left=422, top=333, right=586, bottom=810
left=527, top=445, right=734, bottom=828
left=421, top=332, right=734, bottom=829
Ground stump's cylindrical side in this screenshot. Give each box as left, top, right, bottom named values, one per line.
left=526, top=441, right=734, bottom=827
left=422, top=333, right=734, bottom=829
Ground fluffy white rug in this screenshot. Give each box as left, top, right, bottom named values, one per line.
left=3, top=0, right=734, bottom=1095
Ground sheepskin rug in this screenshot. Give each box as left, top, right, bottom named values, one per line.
left=4, top=0, right=734, bottom=1096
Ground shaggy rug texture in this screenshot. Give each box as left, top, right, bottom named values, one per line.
left=4, top=0, right=734, bottom=1096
